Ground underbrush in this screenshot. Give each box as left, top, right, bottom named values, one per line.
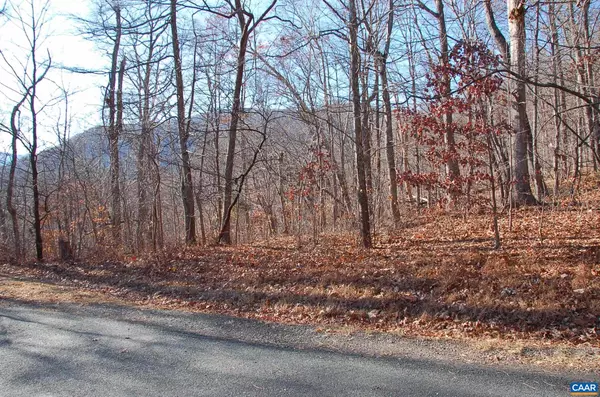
left=3, top=200, right=599, bottom=348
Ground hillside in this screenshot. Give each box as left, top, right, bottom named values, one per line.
left=2, top=175, right=600, bottom=372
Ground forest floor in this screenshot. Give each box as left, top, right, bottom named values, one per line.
left=1, top=178, right=600, bottom=373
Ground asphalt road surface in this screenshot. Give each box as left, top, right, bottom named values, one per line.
left=0, top=300, right=583, bottom=396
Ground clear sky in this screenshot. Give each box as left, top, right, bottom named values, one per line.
left=0, top=0, right=106, bottom=151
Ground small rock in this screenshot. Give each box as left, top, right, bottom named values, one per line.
left=501, top=287, right=516, bottom=297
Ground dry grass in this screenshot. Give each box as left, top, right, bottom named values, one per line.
left=0, top=277, right=123, bottom=305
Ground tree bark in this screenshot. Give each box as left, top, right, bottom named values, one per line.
left=219, top=0, right=276, bottom=244
left=379, top=0, right=400, bottom=226
left=569, top=1, right=597, bottom=169
left=348, top=0, right=372, bottom=248
left=107, top=5, right=122, bottom=245
left=549, top=1, right=563, bottom=195
left=530, top=6, right=547, bottom=199
left=170, top=0, right=196, bottom=244
left=26, top=1, right=52, bottom=261
left=508, top=0, right=537, bottom=205
left=434, top=0, right=460, bottom=186
left=8, top=103, right=22, bottom=261
left=220, top=5, right=249, bottom=245
left=483, top=0, right=509, bottom=62
left=30, top=85, right=43, bottom=260
left=484, top=0, right=537, bottom=204
left=380, top=56, right=400, bottom=225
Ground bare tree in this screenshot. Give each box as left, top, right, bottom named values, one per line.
left=210, top=0, right=277, bottom=245
left=98, top=1, right=125, bottom=245
left=348, top=0, right=372, bottom=247
left=0, top=0, right=52, bottom=261
left=377, top=0, right=400, bottom=225
left=128, top=1, right=170, bottom=252
left=170, top=0, right=196, bottom=244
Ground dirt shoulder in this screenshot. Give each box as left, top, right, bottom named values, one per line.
left=1, top=266, right=597, bottom=376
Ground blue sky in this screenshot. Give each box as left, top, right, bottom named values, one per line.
left=0, top=0, right=106, bottom=151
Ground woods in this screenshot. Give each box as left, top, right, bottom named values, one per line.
left=0, top=0, right=599, bottom=258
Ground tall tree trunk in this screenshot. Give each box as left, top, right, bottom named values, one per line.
left=374, top=62, right=383, bottom=224
left=8, top=104, right=22, bottom=260
left=170, top=0, right=196, bottom=244
left=214, top=108, right=223, bottom=228
left=379, top=0, right=400, bottom=226
left=219, top=0, right=277, bottom=244
left=581, top=0, right=599, bottom=165
left=30, top=97, right=43, bottom=261
left=435, top=0, right=460, bottom=186
left=151, top=149, right=164, bottom=250
left=531, top=8, right=547, bottom=199
left=508, top=0, right=537, bottom=205
left=107, top=6, right=122, bottom=245
left=361, top=69, right=373, bottom=199
left=380, top=56, right=400, bottom=225
left=136, top=12, right=159, bottom=252
left=418, top=0, right=460, bottom=190
left=220, top=2, right=250, bottom=244
left=137, top=91, right=150, bottom=252
left=28, top=12, right=50, bottom=261
left=196, top=126, right=209, bottom=246
left=484, top=0, right=536, bottom=204
left=115, top=55, right=126, bottom=241
left=278, top=153, right=289, bottom=234
left=348, top=0, right=372, bottom=248
left=549, top=1, right=563, bottom=195
left=137, top=125, right=150, bottom=252
left=569, top=0, right=597, bottom=169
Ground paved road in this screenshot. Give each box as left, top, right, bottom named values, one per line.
left=0, top=301, right=581, bottom=396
